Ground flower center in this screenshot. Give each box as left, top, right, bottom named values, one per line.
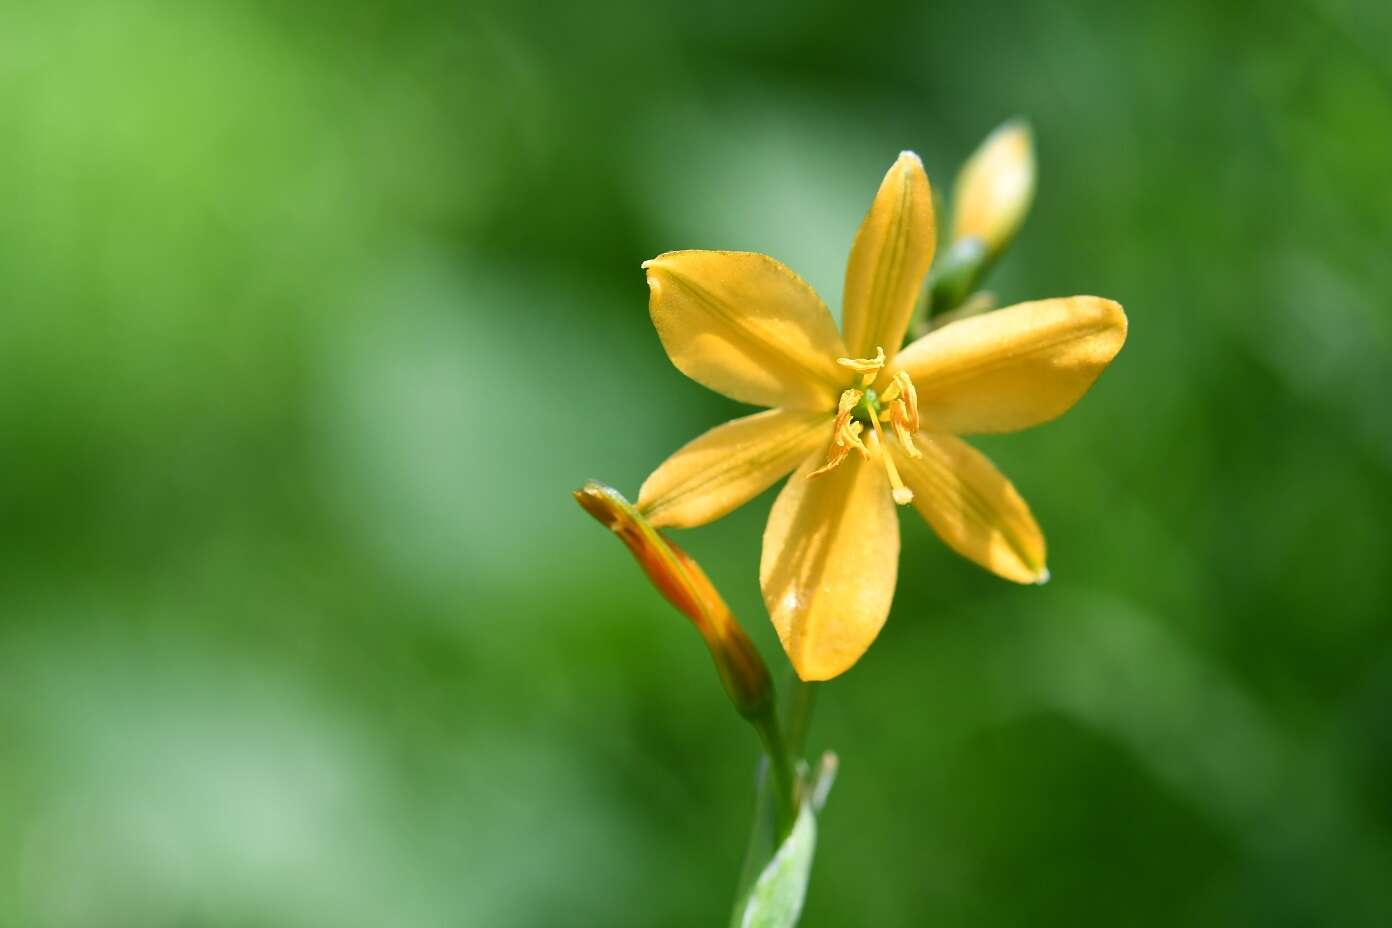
left=808, top=346, right=923, bottom=505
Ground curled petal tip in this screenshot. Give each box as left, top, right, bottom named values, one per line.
left=573, top=481, right=621, bottom=528
left=1034, top=567, right=1051, bottom=586
left=642, top=252, right=683, bottom=272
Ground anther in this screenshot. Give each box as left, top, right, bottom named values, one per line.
left=809, top=420, right=867, bottom=479
left=876, top=370, right=922, bottom=458
left=828, top=388, right=863, bottom=443
left=843, top=420, right=869, bottom=458
left=894, top=371, right=920, bottom=432
left=889, top=399, right=921, bottom=457
left=810, top=388, right=872, bottom=479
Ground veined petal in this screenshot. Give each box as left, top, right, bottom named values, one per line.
left=892, top=296, right=1127, bottom=434
left=638, top=408, right=832, bottom=529
left=644, top=251, right=848, bottom=410
left=841, top=152, right=937, bottom=361
left=894, top=432, right=1046, bottom=584
left=760, top=450, right=898, bottom=682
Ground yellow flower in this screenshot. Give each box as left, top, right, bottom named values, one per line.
left=637, top=152, right=1127, bottom=681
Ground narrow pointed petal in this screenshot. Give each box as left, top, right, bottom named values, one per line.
left=892, top=296, right=1127, bottom=434
left=638, top=408, right=832, bottom=529
left=841, top=152, right=936, bottom=361
left=760, top=451, right=898, bottom=681
left=894, top=432, right=1046, bottom=584
left=644, top=251, right=848, bottom=410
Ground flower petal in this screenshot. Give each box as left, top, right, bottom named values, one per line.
left=760, top=450, right=898, bottom=681
left=644, top=251, right=848, bottom=410
left=894, top=432, right=1046, bottom=584
left=841, top=152, right=937, bottom=361
left=638, top=408, right=832, bottom=529
left=891, top=296, right=1127, bottom=434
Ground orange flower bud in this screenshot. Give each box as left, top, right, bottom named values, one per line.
left=575, top=481, right=774, bottom=720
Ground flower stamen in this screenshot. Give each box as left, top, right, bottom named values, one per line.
left=876, top=371, right=923, bottom=458
left=867, top=415, right=914, bottom=505
left=809, top=420, right=866, bottom=479
left=830, top=388, right=863, bottom=438
left=810, top=389, right=871, bottom=479
left=887, top=400, right=921, bottom=456
left=893, top=371, right=920, bottom=431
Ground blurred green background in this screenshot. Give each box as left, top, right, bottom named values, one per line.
left=3, top=0, right=1391, bottom=924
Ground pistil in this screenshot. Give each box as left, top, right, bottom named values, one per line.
left=837, top=346, right=886, bottom=387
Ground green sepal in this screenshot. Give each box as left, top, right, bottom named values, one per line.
left=926, top=235, right=989, bottom=316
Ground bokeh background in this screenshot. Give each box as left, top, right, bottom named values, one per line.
left=3, top=0, right=1391, bottom=924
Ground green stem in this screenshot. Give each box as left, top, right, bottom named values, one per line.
left=910, top=236, right=990, bottom=339
left=752, top=714, right=798, bottom=836
left=727, top=735, right=788, bottom=925
left=728, top=677, right=822, bottom=925
left=783, top=679, right=818, bottom=758
left=727, top=756, right=776, bottom=928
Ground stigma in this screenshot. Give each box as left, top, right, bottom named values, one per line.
left=836, top=346, right=886, bottom=386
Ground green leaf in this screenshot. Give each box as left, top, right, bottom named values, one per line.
left=728, top=752, right=838, bottom=928
left=737, top=798, right=817, bottom=928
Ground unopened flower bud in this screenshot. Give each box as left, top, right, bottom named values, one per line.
left=952, top=118, right=1036, bottom=257
left=575, top=481, right=774, bottom=721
